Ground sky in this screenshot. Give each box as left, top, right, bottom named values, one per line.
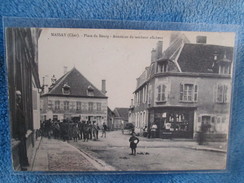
left=38, top=28, right=235, bottom=109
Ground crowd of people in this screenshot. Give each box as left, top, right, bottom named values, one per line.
left=39, top=119, right=108, bottom=142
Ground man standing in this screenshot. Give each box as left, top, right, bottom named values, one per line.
left=16, top=90, right=29, bottom=171
left=78, top=121, right=84, bottom=140
left=101, top=122, right=107, bottom=138
left=151, top=122, right=158, bottom=138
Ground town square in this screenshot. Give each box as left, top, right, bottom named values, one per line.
left=5, top=27, right=234, bottom=171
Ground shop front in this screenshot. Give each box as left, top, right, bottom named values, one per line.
left=150, top=107, right=195, bottom=139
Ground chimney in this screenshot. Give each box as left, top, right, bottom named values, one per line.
left=151, top=49, right=157, bottom=63
left=156, top=41, right=163, bottom=59
left=63, top=66, right=68, bottom=75
left=196, top=36, right=207, bottom=44
left=101, top=80, right=107, bottom=95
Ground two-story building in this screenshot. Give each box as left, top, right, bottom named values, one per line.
left=130, top=34, right=233, bottom=140
left=40, top=67, right=108, bottom=125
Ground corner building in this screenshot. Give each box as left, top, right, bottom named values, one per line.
left=129, top=34, right=233, bottom=140
left=40, top=68, right=108, bottom=125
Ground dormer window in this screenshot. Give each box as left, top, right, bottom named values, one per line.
left=219, top=64, right=231, bottom=74
left=157, top=61, right=168, bottom=73
left=62, top=83, right=70, bottom=95
left=217, top=54, right=231, bottom=75
left=87, top=85, right=94, bottom=96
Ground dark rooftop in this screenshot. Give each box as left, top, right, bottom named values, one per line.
left=42, top=67, right=107, bottom=98
left=114, top=108, right=129, bottom=121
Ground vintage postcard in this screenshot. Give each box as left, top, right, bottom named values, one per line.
left=5, top=27, right=235, bottom=171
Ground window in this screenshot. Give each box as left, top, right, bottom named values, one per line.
left=97, top=103, right=101, bottom=111
left=53, top=115, right=58, bottom=121
left=217, top=116, right=221, bottom=123
left=180, top=83, right=198, bottom=102
left=70, top=102, right=75, bottom=110
left=87, top=85, right=94, bottom=96
left=64, top=101, right=69, bottom=110
left=88, top=102, right=93, bottom=112
left=219, top=65, right=230, bottom=74
left=144, top=85, right=148, bottom=103
left=48, top=100, right=53, bottom=109
left=157, top=63, right=168, bottom=73
left=55, top=101, right=60, bottom=110
left=216, top=84, right=228, bottom=103
left=62, top=83, right=70, bottom=95
left=157, top=84, right=166, bottom=102
left=82, top=103, right=88, bottom=111
left=76, top=101, right=81, bottom=111
left=148, top=85, right=152, bottom=105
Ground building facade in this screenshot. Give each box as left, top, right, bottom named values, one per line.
left=6, top=28, right=42, bottom=170
left=113, top=108, right=129, bottom=130
left=40, top=68, right=108, bottom=126
left=130, top=34, right=233, bottom=140
left=107, top=107, right=115, bottom=130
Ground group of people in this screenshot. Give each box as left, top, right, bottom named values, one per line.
left=142, top=123, right=158, bottom=138
left=40, top=119, right=108, bottom=142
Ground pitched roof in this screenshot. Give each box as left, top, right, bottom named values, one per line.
left=114, top=108, right=129, bottom=121
left=177, top=43, right=233, bottom=73
left=42, top=67, right=107, bottom=98
left=162, top=33, right=190, bottom=61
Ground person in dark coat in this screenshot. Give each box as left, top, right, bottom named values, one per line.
left=88, top=121, right=93, bottom=140
left=78, top=121, right=84, bottom=140
left=83, top=122, right=90, bottom=142
left=129, top=132, right=139, bottom=156
left=73, top=124, right=79, bottom=142
left=101, top=122, right=107, bottom=138
left=92, top=121, right=99, bottom=140
left=15, top=90, right=29, bottom=170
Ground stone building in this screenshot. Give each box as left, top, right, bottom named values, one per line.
left=40, top=67, right=108, bottom=125
left=129, top=34, right=233, bottom=140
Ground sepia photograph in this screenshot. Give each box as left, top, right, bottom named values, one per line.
left=5, top=27, right=235, bottom=172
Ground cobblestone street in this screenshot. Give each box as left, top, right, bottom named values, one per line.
left=70, top=131, right=227, bottom=171
left=31, top=131, right=227, bottom=171
left=31, top=137, right=115, bottom=171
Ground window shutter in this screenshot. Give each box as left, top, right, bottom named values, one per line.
left=223, top=85, right=228, bottom=103
left=157, top=85, right=161, bottom=101
left=217, top=116, right=221, bottom=123
left=60, top=101, right=64, bottom=110
left=216, top=84, right=221, bottom=103
left=180, top=83, right=183, bottom=101
left=162, top=84, right=166, bottom=101
left=213, top=84, right=217, bottom=103
left=194, top=85, right=198, bottom=102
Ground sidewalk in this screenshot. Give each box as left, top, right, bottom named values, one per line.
left=30, top=137, right=115, bottom=171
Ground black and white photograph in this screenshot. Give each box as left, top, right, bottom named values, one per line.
left=5, top=27, right=235, bottom=171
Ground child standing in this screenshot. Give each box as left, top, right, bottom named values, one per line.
left=129, top=133, right=139, bottom=156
